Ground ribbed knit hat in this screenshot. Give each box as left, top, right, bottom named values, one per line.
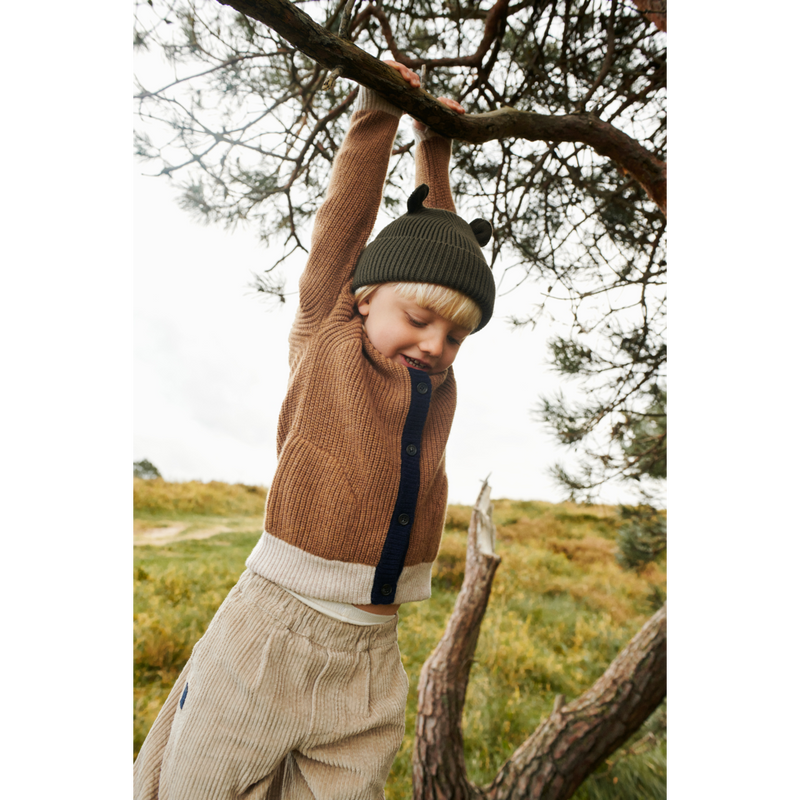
left=353, top=185, right=495, bottom=331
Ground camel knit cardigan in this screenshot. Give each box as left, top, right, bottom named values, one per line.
left=246, top=89, right=463, bottom=606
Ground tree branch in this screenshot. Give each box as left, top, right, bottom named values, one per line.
left=576, top=0, right=617, bottom=113
left=413, top=479, right=501, bottom=800
left=486, top=603, right=666, bottom=800
left=217, top=0, right=666, bottom=215
left=352, top=0, right=511, bottom=69
left=413, top=479, right=666, bottom=800
left=631, top=0, right=666, bottom=33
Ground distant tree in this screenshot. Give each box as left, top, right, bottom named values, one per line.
left=134, top=459, right=162, bottom=480
left=616, top=503, right=666, bottom=571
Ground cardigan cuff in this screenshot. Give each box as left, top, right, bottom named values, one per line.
left=412, top=124, right=447, bottom=145
left=353, top=86, right=403, bottom=117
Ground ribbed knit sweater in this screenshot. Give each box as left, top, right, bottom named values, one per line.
left=246, top=88, right=460, bottom=605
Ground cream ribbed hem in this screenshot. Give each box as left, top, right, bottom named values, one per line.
left=413, top=124, right=447, bottom=145
left=283, top=588, right=395, bottom=626
left=353, top=86, right=403, bottom=117
left=353, top=87, right=451, bottom=146
left=246, top=530, right=433, bottom=604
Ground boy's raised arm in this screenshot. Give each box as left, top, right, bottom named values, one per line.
left=412, top=97, right=464, bottom=213
left=291, top=88, right=402, bottom=351
left=289, top=64, right=465, bottom=366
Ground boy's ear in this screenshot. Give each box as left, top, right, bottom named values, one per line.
left=357, top=297, right=370, bottom=317
left=407, top=184, right=430, bottom=214
left=469, top=218, right=493, bottom=247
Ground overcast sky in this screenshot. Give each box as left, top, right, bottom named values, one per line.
left=130, top=44, right=667, bottom=506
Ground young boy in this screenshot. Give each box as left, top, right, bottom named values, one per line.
left=134, top=61, right=495, bottom=800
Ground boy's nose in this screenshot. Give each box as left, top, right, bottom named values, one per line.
left=420, top=335, right=443, bottom=358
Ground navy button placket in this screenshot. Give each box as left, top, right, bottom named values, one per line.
left=370, top=367, right=433, bottom=604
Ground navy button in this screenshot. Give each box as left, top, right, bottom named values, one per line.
left=381, top=584, right=393, bottom=596
left=406, top=443, right=418, bottom=456
left=398, top=513, right=410, bottom=526
left=416, top=382, right=428, bottom=394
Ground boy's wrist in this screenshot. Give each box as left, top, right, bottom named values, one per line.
left=412, top=125, right=447, bottom=145
left=353, top=86, right=403, bottom=118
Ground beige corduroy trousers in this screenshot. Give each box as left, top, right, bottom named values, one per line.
left=134, top=569, right=408, bottom=800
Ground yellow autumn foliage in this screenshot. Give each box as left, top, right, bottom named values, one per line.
left=134, top=483, right=666, bottom=800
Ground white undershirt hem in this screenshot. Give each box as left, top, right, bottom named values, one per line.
left=283, top=587, right=397, bottom=626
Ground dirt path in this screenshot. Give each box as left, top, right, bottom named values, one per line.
left=133, top=522, right=234, bottom=547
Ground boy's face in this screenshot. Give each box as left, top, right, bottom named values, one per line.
left=358, top=285, right=471, bottom=374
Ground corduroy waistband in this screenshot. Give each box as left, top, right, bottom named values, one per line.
left=235, top=568, right=399, bottom=652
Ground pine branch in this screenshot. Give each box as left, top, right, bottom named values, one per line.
left=216, top=0, right=666, bottom=214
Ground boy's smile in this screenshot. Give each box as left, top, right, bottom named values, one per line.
left=358, top=285, right=471, bottom=374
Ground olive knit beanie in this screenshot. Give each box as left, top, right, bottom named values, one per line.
left=352, top=184, right=495, bottom=331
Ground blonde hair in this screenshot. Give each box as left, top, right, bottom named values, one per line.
left=354, top=282, right=482, bottom=333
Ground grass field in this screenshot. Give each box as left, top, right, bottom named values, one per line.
left=134, top=479, right=666, bottom=799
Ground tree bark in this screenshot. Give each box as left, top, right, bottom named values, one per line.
left=485, top=603, right=666, bottom=800
left=413, top=481, right=667, bottom=800
left=632, top=0, right=667, bottom=32
left=217, top=0, right=666, bottom=215
left=413, top=479, right=501, bottom=800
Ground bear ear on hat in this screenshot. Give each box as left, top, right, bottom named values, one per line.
left=407, top=184, right=430, bottom=214
left=470, top=218, right=493, bottom=247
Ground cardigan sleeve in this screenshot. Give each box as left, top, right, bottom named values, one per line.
left=288, top=89, right=401, bottom=364
left=413, top=126, right=456, bottom=213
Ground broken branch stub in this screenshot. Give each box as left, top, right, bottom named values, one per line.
left=411, top=476, right=667, bottom=800
left=413, top=479, right=502, bottom=800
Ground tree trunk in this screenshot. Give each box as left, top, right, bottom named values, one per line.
left=413, top=479, right=501, bottom=800
left=632, top=0, right=667, bottom=32
left=413, top=481, right=667, bottom=800
left=217, top=0, right=666, bottom=215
